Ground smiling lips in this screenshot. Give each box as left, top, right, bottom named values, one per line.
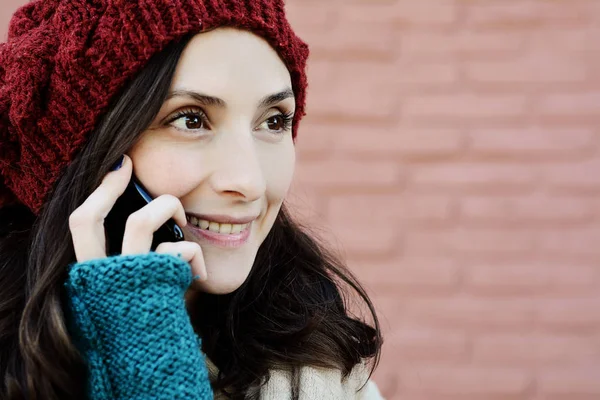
left=185, top=213, right=257, bottom=247
left=186, top=219, right=253, bottom=248
left=186, top=215, right=251, bottom=234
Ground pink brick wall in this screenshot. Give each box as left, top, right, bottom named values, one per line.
left=287, top=1, right=600, bottom=398
left=3, top=1, right=600, bottom=399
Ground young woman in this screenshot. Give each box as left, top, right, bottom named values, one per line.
left=0, top=1, right=383, bottom=399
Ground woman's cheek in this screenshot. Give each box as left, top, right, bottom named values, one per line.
left=129, top=146, right=204, bottom=198
left=261, top=142, right=296, bottom=200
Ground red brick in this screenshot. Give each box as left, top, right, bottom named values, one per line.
left=284, top=0, right=334, bottom=32
left=466, top=55, right=587, bottom=84
left=323, top=5, right=398, bottom=59
left=545, top=160, right=600, bottom=192
left=539, top=0, right=600, bottom=23
left=396, top=61, right=460, bottom=88
left=465, top=1, right=543, bottom=27
left=286, top=181, right=325, bottom=222
left=0, top=2, right=23, bottom=40
left=401, top=31, right=525, bottom=57
left=369, top=369, right=398, bottom=400
left=294, top=122, right=335, bottom=157
left=344, top=0, right=458, bottom=27
left=295, top=159, right=401, bottom=188
left=330, top=222, right=399, bottom=257
left=474, top=334, right=600, bottom=365
left=465, top=264, right=599, bottom=295
left=539, top=369, right=600, bottom=396
left=335, top=126, right=464, bottom=158
left=460, top=196, right=595, bottom=224
left=392, top=0, right=458, bottom=26
left=537, top=299, right=600, bottom=331
left=538, top=93, right=600, bottom=118
left=403, top=94, right=528, bottom=121
left=367, top=295, right=404, bottom=347
left=350, top=257, right=460, bottom=293
left=404, top=229, right=535, bottom=256
left=409, top=164, right=536, bottom=192
left=399, top=366, right=531, bottom=395
left=389, top=328, right=468, bottom=362
left=465, top=0, right=593, bottom=28
left=403, top=298, right=535, bottom=329
left=468, top=127, right=594, bottom=156
left=529, top=27, right=600, bottom=52
left=538, top=228, right=600, bottom=256
left=327, top=194, right=453, bottom=225
left=305, top=59, right=335, bottom=102
left=308, top=62, right=398, bottom=120
left=369, top=294, right=403, bottom=327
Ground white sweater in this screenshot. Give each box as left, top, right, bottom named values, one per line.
left=206, top=358, right=385, bottom=399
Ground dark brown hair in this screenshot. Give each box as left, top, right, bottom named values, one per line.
left=0, top=34, right=382, bottom=400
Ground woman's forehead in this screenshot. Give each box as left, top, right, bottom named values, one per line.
left=169, top=28, right=293, bottom=104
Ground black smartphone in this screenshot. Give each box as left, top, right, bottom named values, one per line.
left=104, top=175, right=184, bottom=256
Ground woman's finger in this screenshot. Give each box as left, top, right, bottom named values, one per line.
left=69, top=155, right=132, bottom=262
left=120, top=194, right=188, bottom=256
left=154, top=241, right=207, bottom=281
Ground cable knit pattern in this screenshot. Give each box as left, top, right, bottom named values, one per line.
left=64, top=252, right=213, bottom=399
left=0, top=0, right=309, bottom=214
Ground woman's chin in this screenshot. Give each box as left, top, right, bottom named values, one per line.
left=190, top=266, right=251, bottom=295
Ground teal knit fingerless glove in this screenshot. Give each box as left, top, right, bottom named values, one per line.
left=64, top=252, right=213, bottom=399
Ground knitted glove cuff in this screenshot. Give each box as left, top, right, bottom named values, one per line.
left=64, top=252, right=211, bottom=399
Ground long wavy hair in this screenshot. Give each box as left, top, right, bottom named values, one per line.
left=0, top=34, right=382, bottom=400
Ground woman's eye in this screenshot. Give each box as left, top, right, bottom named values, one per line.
left=267, top=115, right=285, bottom=131
left=259, top=112, right=293, bottom=133
left=168, top=110, right=208, bottom=132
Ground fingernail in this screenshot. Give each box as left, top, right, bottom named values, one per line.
left=111, top=155, right=124, bottom=171
left=192, top=275, right=202, bottom=281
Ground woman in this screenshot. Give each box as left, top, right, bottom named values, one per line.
left=0, top=1, right=383, bottom=399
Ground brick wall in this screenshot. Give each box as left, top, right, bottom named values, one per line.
left=3, top=1, right=600, bottom=399
left=285, top=1, right=600, bottom=399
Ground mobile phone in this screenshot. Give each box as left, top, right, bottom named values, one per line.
left=104, top=175, right=184, bottom=256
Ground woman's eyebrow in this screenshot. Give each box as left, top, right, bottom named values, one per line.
left=166, top=90, right=226, bottom=107
left=165, top=87, right=294, bottom=108
left=258, top=88, right=294, bottom=108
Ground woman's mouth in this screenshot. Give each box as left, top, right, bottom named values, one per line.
left=185, top=215, right=253, bottom=248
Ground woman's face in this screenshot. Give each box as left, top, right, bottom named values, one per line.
left=128, top=28, right=296, bottom=294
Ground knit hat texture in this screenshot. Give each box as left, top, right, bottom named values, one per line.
left=0, top=0, right=309, bottom=215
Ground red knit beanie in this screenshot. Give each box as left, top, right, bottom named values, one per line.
left=0, top=0, right=309, bottom=215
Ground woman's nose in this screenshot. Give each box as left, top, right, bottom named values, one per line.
left=209, top=134, right=266, bottom=201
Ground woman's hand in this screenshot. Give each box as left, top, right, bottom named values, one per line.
left=68, top=154, right=207, bottom=279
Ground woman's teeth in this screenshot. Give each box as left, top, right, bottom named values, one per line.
left=187, top=216, right=250, bottom=234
